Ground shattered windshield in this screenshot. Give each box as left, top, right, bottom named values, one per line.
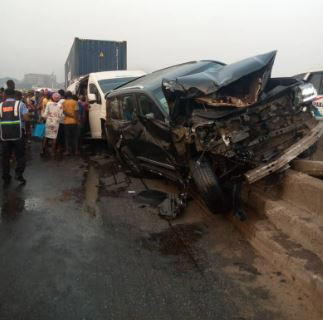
left=98, top=77, right=137, bottom=93
left=153, top=87, right=169, bottom=114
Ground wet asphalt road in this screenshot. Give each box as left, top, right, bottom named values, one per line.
left=0, top=142, right=286, bottom=320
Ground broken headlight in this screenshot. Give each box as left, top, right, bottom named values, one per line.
left=294, top=83, right=317, bottom=105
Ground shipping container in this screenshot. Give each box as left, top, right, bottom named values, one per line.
left=65, top=37, right=127, bottom=87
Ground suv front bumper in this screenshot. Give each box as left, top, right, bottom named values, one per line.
left=244, top=123, right=323, bottom=184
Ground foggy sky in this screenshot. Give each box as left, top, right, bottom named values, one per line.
left=1, top=0, right=322, bottom=83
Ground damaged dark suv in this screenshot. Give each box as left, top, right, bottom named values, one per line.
left=105, top=51, right=321, bottom=217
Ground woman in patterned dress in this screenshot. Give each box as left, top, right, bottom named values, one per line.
left=41, top=92, right=63, bottom=156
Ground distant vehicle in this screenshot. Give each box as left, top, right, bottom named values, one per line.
left=105, top=52, right=320, bottom=217
left=67, top=70, right=146, bottom=139
left=295, top=71, right=323, bottom=120
left=65, top=37, right=127, bottom=87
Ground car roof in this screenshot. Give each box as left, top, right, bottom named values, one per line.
left=111, top=60, right=226, bottom=94
left=91, top=70, right=146, bottom=81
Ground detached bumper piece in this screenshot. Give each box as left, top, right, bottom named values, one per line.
left=244, top=124, right=323, bottom=184
left=158, top=193, right=187, bottom=220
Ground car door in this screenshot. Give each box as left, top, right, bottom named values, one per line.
left=133, top=93, right=176, bottom=168
left=88, top=82, right=103, bottom=139
left=106, top=94, right=142, bottom=150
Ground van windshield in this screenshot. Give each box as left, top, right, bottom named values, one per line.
left=98, top=77, right=137, bottom=94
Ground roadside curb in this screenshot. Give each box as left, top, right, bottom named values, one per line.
left=273, top=169, right=323, bottom=217
left=227, top=210, right=323, bottom=316
left=244, top=187, right=323, bottom=261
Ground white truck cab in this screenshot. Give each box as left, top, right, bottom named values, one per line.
left=67, top=70, right=146, bottom=139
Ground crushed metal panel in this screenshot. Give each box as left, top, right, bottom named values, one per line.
left=195, top=96, right=249, bottom=108
left=244, top=124, right=323, bottom=184
left=162, top=51, right=276, bottom=101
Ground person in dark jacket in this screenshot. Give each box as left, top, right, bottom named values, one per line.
left=0, top=88, right=30, bottom=184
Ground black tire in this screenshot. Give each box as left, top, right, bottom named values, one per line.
left=118, top=146, right=142, bottom=177
left=189, top=158, right=231, bottom=214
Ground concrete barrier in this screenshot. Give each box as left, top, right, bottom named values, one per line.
left=259, top=169, right=323, bottom=218
left=244, top=187, right=323, bottom=260
left=228, top=209, right=323, bottom=316
left=292, top=159, right=323, bottom=177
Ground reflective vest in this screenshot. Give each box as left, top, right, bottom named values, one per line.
left=0, top=100, right=22, bottom=141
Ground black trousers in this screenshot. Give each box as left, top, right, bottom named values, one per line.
left=57, top=123, right=65, bottom=150
left=64, top=124, right=78, bottom=154
left=1, top=135, right=26, bottom=179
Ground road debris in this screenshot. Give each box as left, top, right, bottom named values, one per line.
left=134, top=189, right=186, bottom=219
left=135, top=189, right=167, bottom=207
left=158, top=192, right=187, bottom=220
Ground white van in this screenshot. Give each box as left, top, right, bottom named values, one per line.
left=67, top=70, right=146, bottom=139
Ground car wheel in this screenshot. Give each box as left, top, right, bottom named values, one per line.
left=118, top=146, right=142, bottom=177
left=189, top=158, right=231, bottom=214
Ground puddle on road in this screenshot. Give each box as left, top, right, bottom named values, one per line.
left=97, top=158, right=132, bottom=198
left=141, top=224, right=204, bottom=256
left=140, top=223, right=206, bottom=273
left=54, top=186, right=84, bottom=204
left=83, top=158, right=133, bottom=215
left=84, top=165, right=100, bottom=217
left=53, top=164, right=100, bottom=217
left=56, top=156, right=182, bottom=224
left=57, top=157, right=133, bottom=218
left=0, top=189, right=25, bottom=222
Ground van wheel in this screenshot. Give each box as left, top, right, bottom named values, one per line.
left=189, top=158, right=231, bottom=214
left=118, top=146, right=142, bottom=177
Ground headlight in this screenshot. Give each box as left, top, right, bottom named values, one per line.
left=295, top=83, right=317, bottom=104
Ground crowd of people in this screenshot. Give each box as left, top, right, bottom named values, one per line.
left=0, top=83, right=89, bottom=156
left=0, top=80, right=89, bottom=184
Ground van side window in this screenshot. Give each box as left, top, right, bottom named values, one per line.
left=120, top=95, right=136, bottom=121
left=89, top=84, right=101, bottom=104
left=108, top=97, right=121, bottom=120
left=137, top=94, right=164, bottom=121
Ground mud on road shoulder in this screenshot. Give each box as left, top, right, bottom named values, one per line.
left=82, top=154, right=321, bottom=320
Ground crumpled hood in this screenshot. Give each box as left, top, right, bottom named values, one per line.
left=162, top=51, right=277, bottom=104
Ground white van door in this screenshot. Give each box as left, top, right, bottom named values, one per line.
left=88, top=82, right=103, bottom=139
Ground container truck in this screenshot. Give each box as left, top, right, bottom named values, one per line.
left=65, top=37, right=127, bottom=87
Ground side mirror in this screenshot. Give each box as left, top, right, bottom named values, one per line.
left=145, top=113, right=155, bottom=120
left=88, top=93, right=97, bottom=104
